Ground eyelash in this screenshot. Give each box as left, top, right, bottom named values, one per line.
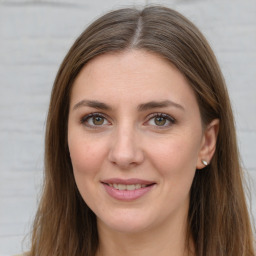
left=145, top=113, right=176, bottom=128
left=80, top=112, right=176, bottom=128
left=80, top=113, right=110, bottom=128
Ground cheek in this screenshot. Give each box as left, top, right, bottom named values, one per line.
left=68, top=135, right=107, bottom=206
left=68, top=134, right=106, bottom=176
left=147, top=133, right=200, bottom=184
left=152, top=139, right=198, bottom=167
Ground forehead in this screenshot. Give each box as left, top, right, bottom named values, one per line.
left=70, top=50, right=198, bottom=111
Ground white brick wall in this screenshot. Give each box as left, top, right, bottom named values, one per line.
left=0, top=0, right=255, bottom=254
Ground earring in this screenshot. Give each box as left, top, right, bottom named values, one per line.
left=202, top=160, right=208, bottom=166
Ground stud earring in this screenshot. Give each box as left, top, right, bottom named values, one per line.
left=202, top=160, right=208, bottom=166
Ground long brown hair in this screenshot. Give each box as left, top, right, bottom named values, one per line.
left=29, top=6, right=255, bottom=256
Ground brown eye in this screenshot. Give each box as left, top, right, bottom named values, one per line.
left=146, top=113, right=175, bottom=128
left=93, top=116, right=104, bottom=125
left=154, top=116, right=167, bottom=126
left=81, top=113, right=110, bottom=128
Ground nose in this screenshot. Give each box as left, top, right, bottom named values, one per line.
left=108, top=125, right=144, bottom=169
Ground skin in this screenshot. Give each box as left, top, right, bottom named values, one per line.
left=68, top=50, right=219, bottom=256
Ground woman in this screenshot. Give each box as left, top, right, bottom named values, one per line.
left=26, top=5, right=255, bottom=256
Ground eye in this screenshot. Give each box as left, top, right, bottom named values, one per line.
left=146, top=113, right=175, bottom=127
left=81, top=113, right=110, bottom=128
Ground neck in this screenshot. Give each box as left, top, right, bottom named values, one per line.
left=96, top=213, right=194, bottom=256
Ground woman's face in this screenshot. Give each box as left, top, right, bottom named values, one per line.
left=68, top=50, right=211, bottom=234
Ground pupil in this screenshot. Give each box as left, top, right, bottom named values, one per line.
left=155, top=117, right=166, bottom=126
left=93, top=116, right=104, bottom=125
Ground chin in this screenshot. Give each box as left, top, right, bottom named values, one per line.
left=98, top=212, right=154, bottom=234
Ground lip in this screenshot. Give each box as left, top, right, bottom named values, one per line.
left=101, top=178, right=154, bottom=185
left=101, top=178, right=156, bottom=201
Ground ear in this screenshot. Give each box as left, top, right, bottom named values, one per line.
left=196, top=119, right=219, bottom=169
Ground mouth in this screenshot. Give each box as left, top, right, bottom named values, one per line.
left=102, top=183, right=154, bottom=191
left=101, top=178, right=156, bottom=201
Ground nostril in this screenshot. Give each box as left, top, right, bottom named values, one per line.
left=108, top=151, right=141, bottom=169
left=107, top=132, right=145, bottom=169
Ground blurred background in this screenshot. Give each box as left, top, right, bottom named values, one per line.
left=0, top=0, right=255, bottom=255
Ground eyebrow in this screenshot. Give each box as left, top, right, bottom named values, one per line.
left=72, top=99, right=184, bottom=112
left=72, top=100, right=112, bottom=111
left=138, top=100, right=184, bottom=111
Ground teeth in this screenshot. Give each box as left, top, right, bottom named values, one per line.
left=108, top=183, right=149, bottom=190
left=135, top=184, right=141, bottom=189
left=127, top=184, right=136, bottom=190
left=117, top=184, right=126, bottom=190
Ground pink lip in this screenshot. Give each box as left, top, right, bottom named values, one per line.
left=102, top=178, right=154, bottom=185
left=101, top=178, right=156, bottom=201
